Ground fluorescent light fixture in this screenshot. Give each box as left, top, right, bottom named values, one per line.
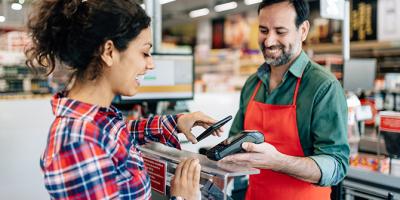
left=189, top=8, right=210, bottom=18
left=0, top=16, right=5, bottom=22
left=244, top=0, right=262, bottom=5
left=160, top=0, right=175, bottom=5
left=214, top=1, right=237, bottom=12
left=11, top=3, right=22, bottom=10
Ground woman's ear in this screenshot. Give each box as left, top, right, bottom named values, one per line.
left=101, top=40, right=116, bottom=67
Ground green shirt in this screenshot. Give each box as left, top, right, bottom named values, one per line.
left=230, top=51, right=349, bottom=186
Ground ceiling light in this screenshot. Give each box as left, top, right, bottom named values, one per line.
left=11, top=3, right=22, bottom=11
left=140, top=3, right=145, bottom=9
left=0, top=16, right=5, bottom=23
left=160, top=0, right=175, bottom=5
left=244, top=0, right=262, bottom=5
left=189, top=8, right=210, bottom=18
left=18, top=0, right=25, bottom=4
left=214, top=1, right=237, bottom=12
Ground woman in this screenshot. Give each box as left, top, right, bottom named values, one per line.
left=26, top=0, right=221, bottom=199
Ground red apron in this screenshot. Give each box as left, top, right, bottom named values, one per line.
left=244, top=78, right=331, bottom=200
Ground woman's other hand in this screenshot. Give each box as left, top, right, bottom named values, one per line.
left=170, top=158, right=201, bottom=200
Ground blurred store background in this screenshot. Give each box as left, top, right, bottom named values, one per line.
left=1, top=0, right=400, bottom=199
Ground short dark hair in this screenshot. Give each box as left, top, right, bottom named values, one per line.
left=258, top=0, right=309, bottom=28
left=26, top=0, right=151, bottom=80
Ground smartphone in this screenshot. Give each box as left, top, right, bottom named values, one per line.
left=196, top=115, right=232, bottom=142
left=206, top=130, right=264, bottom=161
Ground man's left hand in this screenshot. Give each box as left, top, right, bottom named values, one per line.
left=220, top=142, right=284, bottom=170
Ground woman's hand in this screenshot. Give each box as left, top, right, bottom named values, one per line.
left=170, top=158, right=201, bottom=200
left=177, top=111, right=223, bottom=143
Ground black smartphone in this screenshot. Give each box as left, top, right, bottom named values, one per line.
left=196, top=115, right=232, bottom=142
left=206, top=130, right=264, bottom=161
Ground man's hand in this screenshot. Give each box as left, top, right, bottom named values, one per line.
left=170, top=158, right=201, bottom=200
left=220, top=142, right=284, bottom=170
left=177, top=111, right=223, bottom=143
left=220, top=142, right=322, bottom=184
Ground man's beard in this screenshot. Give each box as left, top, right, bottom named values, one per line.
left=260, top=44, right=293, bottom=66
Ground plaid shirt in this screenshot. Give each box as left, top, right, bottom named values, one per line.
left=40, top=92, right=181, bottom=199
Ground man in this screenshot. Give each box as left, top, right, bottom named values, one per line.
left=222, top=0, right=349, bottom=199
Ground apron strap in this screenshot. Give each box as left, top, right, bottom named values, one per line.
left=292, top=77, right=302, bottom=106
left=250, top=81, right=263, bottom=102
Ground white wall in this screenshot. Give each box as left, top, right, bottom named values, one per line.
left=0, top=98, right=52, bottom=199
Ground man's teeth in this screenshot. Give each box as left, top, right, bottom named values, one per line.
left=267, top=49, right=280, bottom=53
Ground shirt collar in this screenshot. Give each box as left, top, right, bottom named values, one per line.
left=288, top=51, right=309, bottom=78
left=257, top=50, right=310, bottom=80
left=51, top=91, right=123, bottom=121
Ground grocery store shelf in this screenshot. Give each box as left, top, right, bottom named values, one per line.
left=305, top=40, right=400, bottom=57
left=0, top=93, right=51, bottom=100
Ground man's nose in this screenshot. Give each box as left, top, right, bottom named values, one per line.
left=264, top=33, right=278, bottom=48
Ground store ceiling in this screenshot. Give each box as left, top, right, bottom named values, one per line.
left=161, top=0, right=260, bottom=27
left=0, top=0, right=319, bottom=30
left=0, top=0, right=262, bottom=30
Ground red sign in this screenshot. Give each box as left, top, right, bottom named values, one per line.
left=143, top=156, right=167, bottom=195
left=380, top=115, right=400, bottom=133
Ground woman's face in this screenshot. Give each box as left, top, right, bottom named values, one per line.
left=106, top=27, right=154, bottom=97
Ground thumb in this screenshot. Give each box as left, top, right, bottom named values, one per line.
left=242, top=142, right=263, bottom=153
left=183, top=131, right=197, bottom=144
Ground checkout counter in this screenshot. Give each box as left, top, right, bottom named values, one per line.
left=344, top=109, right=400, bottom=200
left=138, top=142, right=260, bottom=200
left=343, top=167, right=400, bottom=199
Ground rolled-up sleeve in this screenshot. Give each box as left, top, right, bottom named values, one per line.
left=310, top=79, right=350, bottom=186
left=127, top=115, right=181, bottom=149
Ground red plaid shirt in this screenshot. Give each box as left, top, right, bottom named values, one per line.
left=40, top=92, right=181, bottom=199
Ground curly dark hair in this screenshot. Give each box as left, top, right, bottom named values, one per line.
left=25, top=0, right=151, bottom=80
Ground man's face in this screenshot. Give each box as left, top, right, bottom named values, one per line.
left=258, top=2, right=309, bottom=67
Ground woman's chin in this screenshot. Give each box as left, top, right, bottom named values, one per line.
left=119, top=88, right=138, bottom=97
left=124, top=90, right=138, bottom=97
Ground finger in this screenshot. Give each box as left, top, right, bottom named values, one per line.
left=220, top=153, right=251, bottom=162
left=242, top=142, right=266, bottom=153
left=216, top=128, right=224, bottom=136
left=187, top=159, right=199, bottom=185
left=181, top=158, right=191, bottom=180
left=196, top=122, right=211, bottom=130
left=181, top=129, right=197, bottom=143
left=223, top=139, right=230, bottom=145
left=210, top=128, right=224, bottom=137
left=193, top=162, right=201, bottom=188
left=195, top=112, right=217, bottom=125
left=174, top=159, right=185, bottom=179
left=184, top=132, right=197, bottom=144
left=171, top=175, right=176, bottom=185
